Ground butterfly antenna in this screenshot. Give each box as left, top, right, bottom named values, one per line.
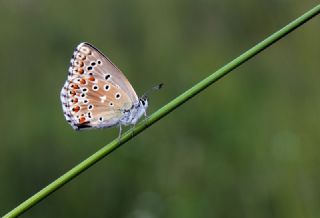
left=142, top=83, right=164, bottom=99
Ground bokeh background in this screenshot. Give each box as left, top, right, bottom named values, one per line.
left=1, top=1, right=319, bottom=217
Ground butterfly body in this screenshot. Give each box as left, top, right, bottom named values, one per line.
left=60, top=42, right=148, bottom=131
left=120, top=99, right=148, bottom=126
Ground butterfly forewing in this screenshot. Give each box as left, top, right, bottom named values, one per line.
left=82, top=43, right=138, bottom=102
left=61, top=42, right=138, bottom=130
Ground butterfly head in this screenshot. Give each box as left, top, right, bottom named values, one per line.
left=139, top=96, right=149, bottom=110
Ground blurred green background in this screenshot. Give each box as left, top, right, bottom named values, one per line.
left=1, top=1, right=319, bottom=217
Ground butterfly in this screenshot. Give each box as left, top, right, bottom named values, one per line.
left=60, top=42, right=160, bottom=136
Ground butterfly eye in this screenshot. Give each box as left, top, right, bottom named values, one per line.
left=115, top=93, right=121, bottom=99
left=141, top=100, right=145, bottom=106
left=92, top=85, right=99, bottom=91
left=105, top=74, right=111, bottom=80
left=104, top=85, right=110, bottom=91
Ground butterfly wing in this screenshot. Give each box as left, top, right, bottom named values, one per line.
left=60, top=42, right=138, bottom=130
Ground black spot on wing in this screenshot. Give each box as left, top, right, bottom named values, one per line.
left=75, top=122, right=91, bottom=130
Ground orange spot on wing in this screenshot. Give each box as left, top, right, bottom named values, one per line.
left=80, top=79, right=86, bottom=84
left=73, top=98, right=78, bottom=103
left=78, top=68, right=84, bottom=74
left=76, top=53, right=86, bottom=60
left=70, top=90, right=76, bottom=96
left=79, top=117, right=86, bottom=124
left=88, top=76, right=95, bottom=82
left=72, top=106, right=80, bottom=112
left=75, top=61, right=84, bottom=67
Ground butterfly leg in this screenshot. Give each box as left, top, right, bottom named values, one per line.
left=118, top=124, right=122, bottom=141
left=143, top=110, right=149, bottom=126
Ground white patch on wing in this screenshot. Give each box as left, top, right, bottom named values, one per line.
left=100, top=95, right=106, bottom=103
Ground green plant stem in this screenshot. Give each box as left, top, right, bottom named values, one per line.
left=3, top=4, right=320, bottom=218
